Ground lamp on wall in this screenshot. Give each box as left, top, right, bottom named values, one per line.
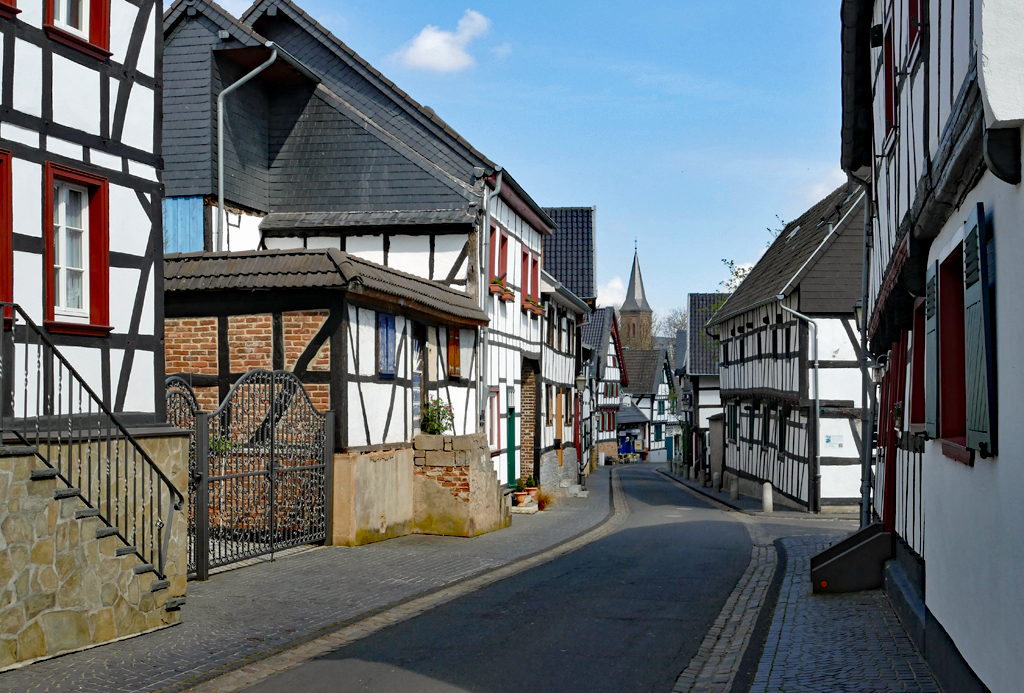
left=853, top=299, right=863, bottom=327
left=574, top=375, right=587, bottom=393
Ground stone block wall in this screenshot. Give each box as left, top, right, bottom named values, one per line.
left=0, top=435, right=188, bottom=671
left=329, top=448, right=415, bottom=546
left=598, top=440, right=619, bottom=463
left=413, top=433, right=510, bottom=537
left=539, top=446, right=579, bottom=490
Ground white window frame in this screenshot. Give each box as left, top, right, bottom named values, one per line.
left=53, top=180, right=90, bottom=323
left=53, top=0, right=90, bottom=39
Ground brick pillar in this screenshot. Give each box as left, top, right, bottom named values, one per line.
left=520, top=359, right=538, bottom=480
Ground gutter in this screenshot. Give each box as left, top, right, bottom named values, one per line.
left=778, top=297, right=821, bottom=514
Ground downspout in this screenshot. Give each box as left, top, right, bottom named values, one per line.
left=778, top=297, right=821, bottom=513
left=849, top=173, right=875, bottom=529
left=217, top=43, right=278, bottom=252
left=478, top=168, right=503, bottom=426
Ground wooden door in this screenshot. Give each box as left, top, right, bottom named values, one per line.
left=556, top=390, right=563, bottom=467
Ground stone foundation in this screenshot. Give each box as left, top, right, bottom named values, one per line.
left=0, top=434, right=188, bottom=671
left=413, top=433, right=511, bottom=537
left=539, top=447, right=578, bottom=490
left=329, top=449, right=415, bottom=546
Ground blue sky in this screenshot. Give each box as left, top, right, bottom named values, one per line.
left=223, top=0, right=845, bottom=318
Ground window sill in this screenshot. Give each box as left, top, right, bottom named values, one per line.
left=940, top=437, right=974, bottom=466
left=44, top=321, right=113, bottom=337
left=44, top=25, right=112, bottom=61
left=0, top=3, right=21, bottom=20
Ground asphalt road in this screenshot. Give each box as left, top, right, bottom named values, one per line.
left=246, top=464, right=752, bottom=693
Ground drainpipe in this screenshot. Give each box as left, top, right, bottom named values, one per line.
left=217, top=43, right=278, bottom=252
left=478, top=168, right=503, bottom=426
left=849, top=173, right=875, bottom=529
left=778, top=297, right=821, bottom=514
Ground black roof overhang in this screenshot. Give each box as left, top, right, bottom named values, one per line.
left=841, top=0, right=873, bottom=173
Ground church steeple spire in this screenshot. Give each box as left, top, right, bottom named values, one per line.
left=621, top=252, right=652, bottom=313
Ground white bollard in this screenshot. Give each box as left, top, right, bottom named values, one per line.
left=762, top=482, right=774, bottom=513
left=730, top=477, right=740, bottom=501
left=713, top=472, right=721, bottom=492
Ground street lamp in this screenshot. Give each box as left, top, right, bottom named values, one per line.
left=574, top=375, right=587, bottom=393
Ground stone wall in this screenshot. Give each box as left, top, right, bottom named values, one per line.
left=329, top=449, right=415, bottom=546
left=538, top=446, right=579, bottom=490
left=598, top=440, right=619, bottom=463
left=0, top=435, right=188, bottom=671
left=413, top=433, right=511, bottom=537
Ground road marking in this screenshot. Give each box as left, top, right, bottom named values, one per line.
left=180, top=471, right=630, bottom=693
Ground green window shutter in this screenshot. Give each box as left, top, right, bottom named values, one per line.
left=924, top=261, right=939, bottom=438
left=963, top=203, right=997, bottom=457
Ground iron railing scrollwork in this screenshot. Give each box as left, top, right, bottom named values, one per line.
left=1, top=303, right=185, bottom=579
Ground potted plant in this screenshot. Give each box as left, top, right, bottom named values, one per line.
left=489, top=276, right=506, bottom=296
left=525, top=475, right=539, bottom=500
left=513, top=477, right=530, bottom=505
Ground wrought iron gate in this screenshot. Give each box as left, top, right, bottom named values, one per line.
left=166, top=371, right=332, bottom=580
left=165, top=377, right=203, bottom=578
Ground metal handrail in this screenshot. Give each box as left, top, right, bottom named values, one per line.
left=1, top=302, right=184, bottom=578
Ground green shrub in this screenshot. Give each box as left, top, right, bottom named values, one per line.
left=421, top=397, right=454, bottom=435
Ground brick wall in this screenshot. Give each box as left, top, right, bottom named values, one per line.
left=520, top=361, right=537, bottom=480
left=165, top=318, right=217, bottom=377
left=417, top=465, right=471, bottom=502
left=228, top=315, right=273, bottom=372
left=283, top=310, right=329, bottom=371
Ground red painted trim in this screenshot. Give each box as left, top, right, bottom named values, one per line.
left=940, top=437, right=974, bottom=466
left=487, top=222, right=496, bottom=281
left=488, top=178, right=554, bottom=236
left=0, top=150, right=12, bottom=319
left=609, top=313, right=628, bottom=387
left=44, top=162, right=110, bottom=334
left=44, top=0, right=111, bottom=60
left=498, top=231, right=508, bottom=280
left=0, top=1, right=21, bottom=20
left=44, top=320, right=113, bottom=336
left=938, top=244, right=966, bottom=437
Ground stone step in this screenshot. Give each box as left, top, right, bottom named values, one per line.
left=30, top=468, right=59, bottom=480
left=0, top=445, right=38, bottom=458
left=53, top=487, right=81, bottom=500
left=150, top=579, right=170, bottom=593
left=132, top=563, right=155, bottom=575
left=114, top=546, right=138, bottom=557
left=74, top=508, right=101, bottom=519
left=95, top=526, right=119, bottom=539
left=165, top=596, right=186, bottom=612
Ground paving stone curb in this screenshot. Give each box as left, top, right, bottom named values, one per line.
left=181, top=471, right=631, bottom=693
left=658, top=470, right=778, bottom=693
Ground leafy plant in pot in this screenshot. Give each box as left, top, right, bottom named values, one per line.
left=524, top=475, right=539, bottom=500
left=421, top=397, right=454, bottom=435
left=513, top=476, right=530, bottom=506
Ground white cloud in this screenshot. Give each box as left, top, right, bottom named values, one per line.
left=597, top=276, right=626, bottom=309
left=392, top=10, right=490, bottom=73
left=491, top=42, right=513, bottom=59
left=800, top=167, right=847, bottom=205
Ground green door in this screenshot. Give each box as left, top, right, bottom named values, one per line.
left=506, top=386, right=516, bottom=487
left=666, top=436, right=673, bottom=460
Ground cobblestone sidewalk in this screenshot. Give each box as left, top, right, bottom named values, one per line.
left=0, top=469, right=613, bottom=693
left=750, top=536, right=940, bottom=693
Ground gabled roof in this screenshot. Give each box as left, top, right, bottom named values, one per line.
left=622, top=349, right=668, bottom=395
left=621, top=252, right=651, bottom=313
left=674, top=329, right=688, bottom=371
left=616, top=403, right=649, bottom=425
left=708, top=187, right=866, bottom=326
left=164, top=248, right=487, bottom=324
left=688, top=294, right=729, bottom=376
left=541, top=207, right=597, bottom=302
left=540, top=270, right=590, bottom=316
left=581, top=306, right=628, bottom=385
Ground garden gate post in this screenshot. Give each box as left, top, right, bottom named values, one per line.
left=194, top=412, right=211, bottom=581
left=323, top=415, right=334, bottom=546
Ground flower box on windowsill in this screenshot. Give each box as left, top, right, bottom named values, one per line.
left=489, top=282, right=506, bottom=296
left=522, top=300, right=544, bottom=317
left=500, top=290, right=514, bottom=302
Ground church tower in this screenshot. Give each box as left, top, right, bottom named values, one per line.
left=620, top=252, right=653, bottom=350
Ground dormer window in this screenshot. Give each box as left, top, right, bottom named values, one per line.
left=54, top=0, right=88, bottom=38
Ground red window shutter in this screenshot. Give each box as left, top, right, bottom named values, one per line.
left=43, top=162, right=110, bottom=336
left=908, top=0, right=922, bottom=48
left=531, top=256, right=539, bottom=301
left=938, top=245, right=967, bottom=440
left=488, top=224, right=496, bottom=280
left=89, top=0, right=110, bottom=51
left=499, top=232, right=508, bottom=280
left=909, top=300, right=926, bottom=426
left=447, top=329, right=460, bottom=378
left=521, top=249, right=529, bottom=306
left=963, top=203, right=997, bottom=456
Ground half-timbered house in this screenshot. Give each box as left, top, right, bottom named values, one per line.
left=535, top=271, right=589, bottom=489
left=0, top=0, right=189, bottom=666
left=840, top=1, right=1024, bottom=689
left=707, top=188, right=866, bottom=512
left=581, top=306, right=627, bottom=463
left=621, top=349, right=673, bottom=462
left=161, top=0, right=555, bottom=487
left=683, top=293, right=728, bottom=472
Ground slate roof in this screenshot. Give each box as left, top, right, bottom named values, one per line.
left=581, top=306, right=628, bottom=384
left=621, top=253, right=652, bottom=313
left=164, top=248, right=488, bottom=324
left=540, top=207, right=597, bottom=302
left=708, top=186, right=866, bottom=326
left=616, top=403, right=649, bottom=425
left=259, top=209, right=475, bottom=232
left=622, top=349, right=667, bottom=395
left=688, top=294, right=729, bottom=376
left=674, top=329, right=688, bottom=371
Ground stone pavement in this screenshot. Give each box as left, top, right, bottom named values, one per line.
left=750, top=536, right=940, bottom=693
left=0, top=469, right=612, bottom=693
